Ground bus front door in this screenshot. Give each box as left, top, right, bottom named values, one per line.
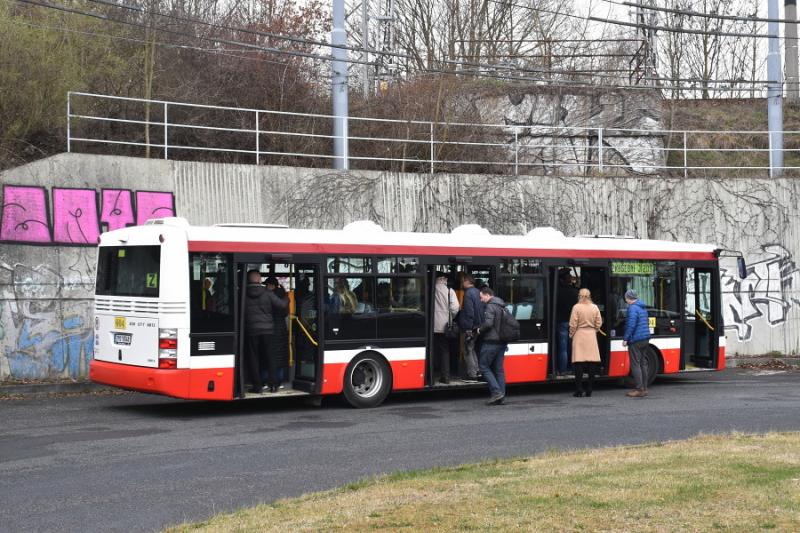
left=682, top=267, right=719, bottom=369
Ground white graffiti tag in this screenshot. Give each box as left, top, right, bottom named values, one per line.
left=721, top=244, right=800, bottom=342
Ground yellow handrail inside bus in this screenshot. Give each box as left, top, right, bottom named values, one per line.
left=292, top=315, right=319, bottom=347
left=695, top=309, right=715, bottom=331
left=598, top=329, right=608, bottom=337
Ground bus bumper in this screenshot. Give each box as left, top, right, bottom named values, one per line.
left=90, top=360, right=234, bottom=400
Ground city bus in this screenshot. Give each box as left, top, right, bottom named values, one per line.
left=90, top=217, right=729, bottom=407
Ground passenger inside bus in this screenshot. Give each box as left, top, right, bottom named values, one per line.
left=263, top=277, right=290, bottom=389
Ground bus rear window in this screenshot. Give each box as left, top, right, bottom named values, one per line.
left=96, top=246, right=161, bottom=297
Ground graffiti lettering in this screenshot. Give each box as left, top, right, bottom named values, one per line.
left=0, top=258, right=94, bottom=380
left=0, top=186, right=51, bottom=243
left=0, top=185, right=174, bottom=245
left=721, top=244, right=800, bottom=342
left=100, top=189, right=135, bottom=231
left=53, top=188, right=101, bottom=244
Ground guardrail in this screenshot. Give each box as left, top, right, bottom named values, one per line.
left=66, top=91, right=800, bottom=177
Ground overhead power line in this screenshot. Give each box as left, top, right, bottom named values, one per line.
left=7, top=18, right=297, bottom=68
left=603, top=0, right=791, bottom=25
left=8, top=0, right=775, bottom=93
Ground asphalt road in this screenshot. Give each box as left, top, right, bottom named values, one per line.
left=1, top=368, right=799, bottom=533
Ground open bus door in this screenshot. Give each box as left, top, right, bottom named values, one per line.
left=234, top=258, right=322, bottom=398
left=548, top=263, right=610, bottom=376
left=425, top=261, right=494, bottom=386
left=681, top=267, right=719, bottom=369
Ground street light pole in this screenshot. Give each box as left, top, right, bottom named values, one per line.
left=332, top=0, right=349, bottom=170
left=768, top=0, right=784, bottom=176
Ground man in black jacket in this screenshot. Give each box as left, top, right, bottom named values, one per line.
left=245, top=269, right=288, bottom=393
left=478, top=287, right=507, bottom=405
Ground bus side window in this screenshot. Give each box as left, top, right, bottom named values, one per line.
left=326, top=276, right=376, bottom=340
left=190, top=253, right=234, bottom=333
left=496, top=274, right=545, bottom=340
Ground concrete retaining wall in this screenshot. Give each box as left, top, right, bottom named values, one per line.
left=1, top=153, right=798, bottom=381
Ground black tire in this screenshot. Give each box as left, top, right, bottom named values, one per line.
left=342, top=352, right=392, bottom=408
left=645, top=345, right=660, bottom=387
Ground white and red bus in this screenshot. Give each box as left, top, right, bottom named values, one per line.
left=90, top=218, right=728, bottom=407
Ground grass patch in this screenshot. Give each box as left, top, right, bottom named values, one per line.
left=167, top=433, right=800, bottom=532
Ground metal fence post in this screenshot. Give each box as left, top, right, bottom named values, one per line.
left=768, top=129, right=774, bottom=177
left=597, top=127, right=603, bottom=172
left=66, top=93, right=71, bottom=153
left=429, top=122, right=434, bottom=174
left=514, top=128, right=519, bottom=176
left=255, top=110, right=260, bottom=165
left=683, top=131, right=688, bottom=179
left=163, top=102, right=169, bottom=160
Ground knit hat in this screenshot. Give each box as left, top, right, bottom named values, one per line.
left=624, top=289, right=638, bottom=300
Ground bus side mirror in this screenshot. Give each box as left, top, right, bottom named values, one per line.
left=737, top=257, right=747, bottom=279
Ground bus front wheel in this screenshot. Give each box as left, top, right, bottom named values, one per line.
left=342, top=352, right=392, bottom=408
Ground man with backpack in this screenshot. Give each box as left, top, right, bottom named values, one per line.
left=477, top=286, right=520, bottom=405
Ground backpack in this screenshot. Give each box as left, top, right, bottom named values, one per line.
left=496, top=303, right=520, bottom=342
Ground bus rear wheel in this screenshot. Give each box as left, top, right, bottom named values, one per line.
left=343, top=353, right=392, bottom=408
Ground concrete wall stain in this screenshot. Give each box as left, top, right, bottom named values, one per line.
left=2, top=153, right=800, bottom=381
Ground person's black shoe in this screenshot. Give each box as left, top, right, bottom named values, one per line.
left=486, top=393, right=504, bottom=405
left=251, top=387, right=263, bottom=394
left=585, top=390, right=592, bottom=397
left=573, top=390, right=583, bottom=397
left=438, top=377, right=450, bottom=385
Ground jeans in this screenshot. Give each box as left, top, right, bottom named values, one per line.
left=479, top=342, right=507, bottom=398
left=628, top=340, right=650, bottom=390
left=557, top=322, right=572, bottom=372
left=463, top=332, right=480, bottom=378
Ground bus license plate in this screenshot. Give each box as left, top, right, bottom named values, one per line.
left=114, top=333, right=132, bottom=346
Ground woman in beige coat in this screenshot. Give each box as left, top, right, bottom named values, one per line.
left=569, top=288, right=603, bottom=397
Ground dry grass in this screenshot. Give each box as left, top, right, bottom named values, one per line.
left=167, top=433, right=800, bottom=532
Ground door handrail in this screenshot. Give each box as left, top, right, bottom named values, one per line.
left=695, top=309, right=715, bottom=331
left=292, top=315, right=319, bottom=347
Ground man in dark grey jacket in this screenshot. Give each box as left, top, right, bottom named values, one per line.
left=477, top=287, right=507, bottom=405
left=245, top=269, right=288, bottom=393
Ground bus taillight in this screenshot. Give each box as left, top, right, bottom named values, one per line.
left=158, top=329, right=178, bottom=369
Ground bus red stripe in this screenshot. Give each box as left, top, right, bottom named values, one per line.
left=187, top=240, right=716, bottom=261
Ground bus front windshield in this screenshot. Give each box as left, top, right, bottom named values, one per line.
left=96, top=245, right=161, bottom=297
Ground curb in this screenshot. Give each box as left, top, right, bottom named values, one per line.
left=727, top=357, right=800, bottom=368
left=0, top=381, right=113, bottom=396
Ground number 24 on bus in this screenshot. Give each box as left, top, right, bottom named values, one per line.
left=90, top=217, right=742, bottom=408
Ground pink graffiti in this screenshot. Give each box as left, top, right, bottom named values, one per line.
left=136, top=191, right=175, bottom=225
left=100, top=189, right=135, bottom=231
left=0, top=186, right=51, bottom=243
left=1, top=185, right=176, bottom=245
left=53, top=188, right=100, bottom=244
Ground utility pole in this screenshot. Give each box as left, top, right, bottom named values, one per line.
left=362, top=0, right=371, bottom=97
left=786, top=0, right=799, bottom=101
left=332, top=0, right=349, bottom=170
left=768, top=0, right=784, bottom=176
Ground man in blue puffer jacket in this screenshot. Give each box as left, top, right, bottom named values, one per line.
left=622, top=289, right=651, bottom=398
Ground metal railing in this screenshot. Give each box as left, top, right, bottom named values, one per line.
left=66, top=92, right=800, bottom=177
